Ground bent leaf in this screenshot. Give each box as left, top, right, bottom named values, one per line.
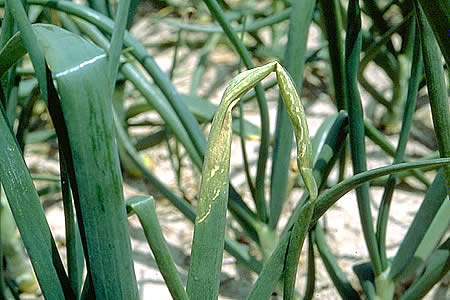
left=126, top=196, right=188, bottom=300
left=187, top=62, right=316, bottom=299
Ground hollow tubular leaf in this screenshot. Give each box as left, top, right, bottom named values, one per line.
left=270, top=0, right=315, bottom=229
left=417, top=0, right=450, bottom=68
left=30, top=24, right=138, bottom=299
left=1, top=0, right=207, bottom=158
left=390, top=169, right=448, bottom=279
left=364, top=121, right=430, bottom=186
left=0, top=1, right=14, bottom=49
left=345, top=0, right=382, bottom=276
left=6, top=0, right=48, bottom=100
left=375, top=22, right=422, bottom=269
left=303, top=232, right=316, bottom=300
left=202, top=0, right=271, bottom=222
left=276, top=64, right=317, bottom=201
left=0, top=104, right=68, bottom=299
left=72, top=12, right=261, bottom=247
left=15, top=2, right=261, bottom=241
left=250, top=110, right=350, bottom=300
left=158, top=9, right=291, bottom=34
left=282, top=112, right=349, bottom=239
left=112, top=107, right=263, bottom=273
left=107, top=0, right=130, bottom=91
left=312, top=159, right=450, bottom=225
left=283, top=201, right=314, bottom=299
left=60, top=153, right=84, bottom=298
left=247, top=230, right=291, bottom=300
left=187, top=62, right=315, bottom=299
left=415, top=0, right=450, bottom=194
left=399, top=238, right=450, bottom=300
left=187, top=62, right=275, bottom=299
left=74, top=18, right=203, bottom=169
left=126, top=196, right=188, bottom=300
left=318, top=0, right=346, bottom=110
left=250, top=157, right=450, bottom=300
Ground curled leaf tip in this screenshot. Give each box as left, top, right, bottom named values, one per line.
left=222, top=61, right=277, bottom=107
left=275, top=63, right=317, bottom=201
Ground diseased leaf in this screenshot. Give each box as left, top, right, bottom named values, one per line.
left=187, top=61, right=316, bottom=299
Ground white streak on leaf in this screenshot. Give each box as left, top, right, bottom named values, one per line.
left=197, top=189, right=220, bottom=223
left=212, top=188, right=220, bottom=201
left=210, top=165, right=220, bottom=178
left=197, top=204, right=211, bottom=223
left=55, top=53, right=107, bottom=77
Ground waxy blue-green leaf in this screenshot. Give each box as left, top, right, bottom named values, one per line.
left=30, top=24, right=138, bottom=299
left=183, top=94, right=261, bottom=139
left=399, top=238, right=450, bottom=300
left=247, top=227, right=291, bottom=300
left=417, top=0, right=450, bottom=68
left=107, top=0, right=131, bottom=93
left=157, top=9, right=291, bottom=34
left=283, top=201, right=314, bottom=299
left=0, top=183, right=38, bottom=293
left=390, top=169, right=449, bottom=280
left=124, top=94, right=261, bottom=140
left=0, top=102, right=68, bottom=299
left=274, top=30, right=318, bottom=296
left=59, top=153, right=84, bottom=298
left=113, top=107, right=263, bottom=273
left=345, top=0, right=382, bottom=276
left=353, top=262, right=376, bottom=300
left=375, top=22, right=422, bottom=270
left=312, top=159, right=450, bottom=225
left=318, top=0, right=346, bottom=110
left=415, top=0, right=450, bottom=195
left=72, top=18, right=261, bottom=248
left=0, top=34, right=26, bottom=76
left=126, top=196, right=188, bottom=300
left=0, top=1, right=14, bottom=48
left=1, top=2, right=77, bottom=298
left=1, top=0, right=208, bottom=159
left=72, top=18, right=204, bottom=169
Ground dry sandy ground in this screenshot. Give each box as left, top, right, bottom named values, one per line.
left=18, top=12, right=447, bottom=300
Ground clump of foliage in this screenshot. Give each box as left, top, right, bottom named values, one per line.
left=0, top=0, right=448, bottom=299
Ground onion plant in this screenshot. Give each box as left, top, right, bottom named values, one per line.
left=0, top=0, right=448, bottom=299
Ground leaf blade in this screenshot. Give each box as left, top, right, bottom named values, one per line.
left=126, top=196, right=189, bottom=300
left=32, top=24, right=138, bottom=299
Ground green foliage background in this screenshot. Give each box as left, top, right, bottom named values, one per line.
left=0, top=0, right=448, bottom=299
